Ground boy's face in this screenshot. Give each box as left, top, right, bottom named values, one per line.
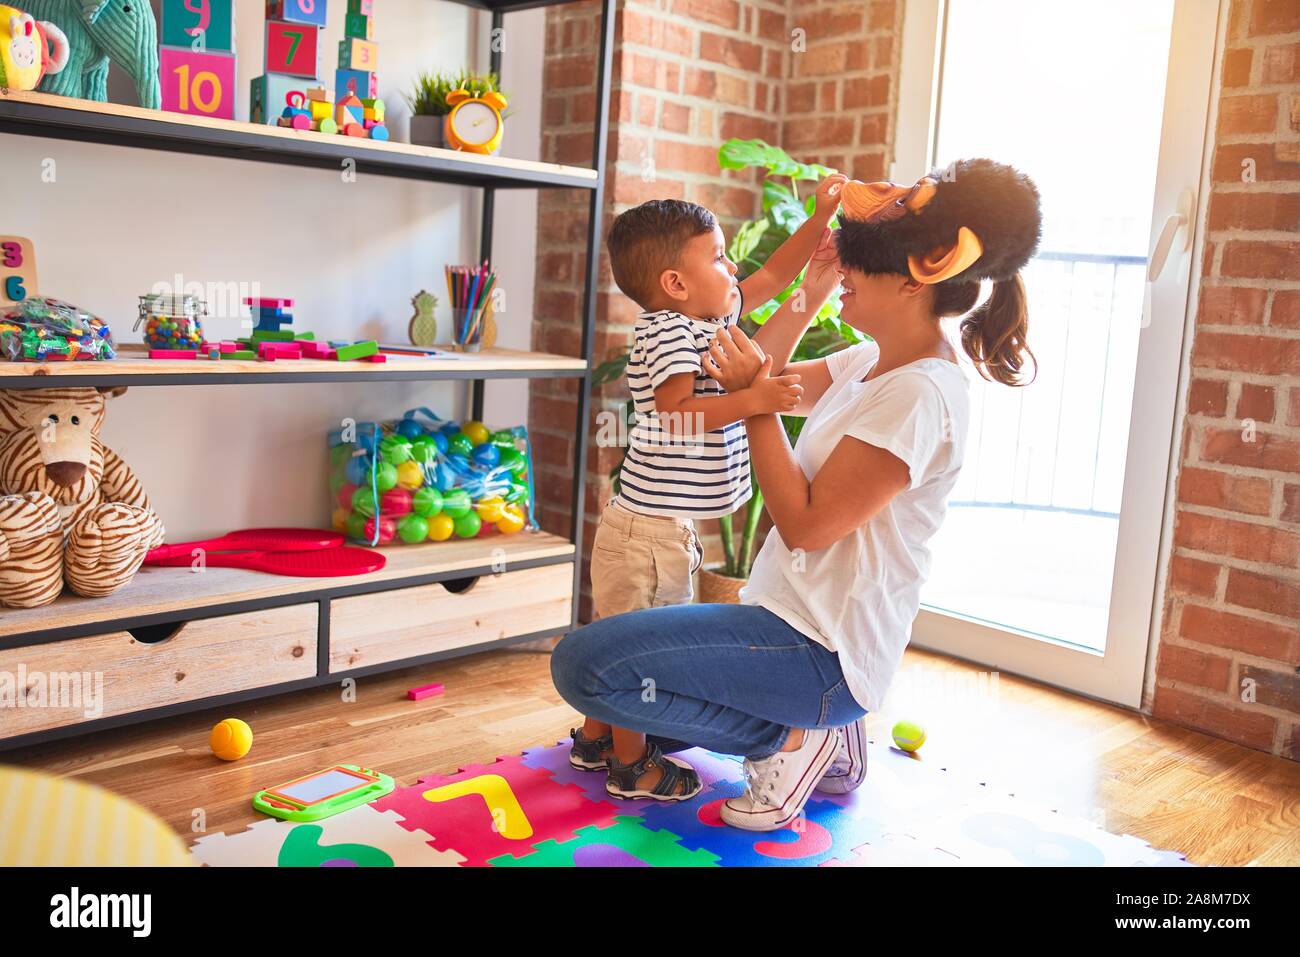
left=660, top=225, right=740, bottom=319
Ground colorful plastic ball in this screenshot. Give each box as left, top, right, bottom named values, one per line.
left=497, top=504, right=526, bottom=534
left=431, top=432, right=449, bottom=454
left=434, top=462, right=458, bottom=490
left=499, top=447, right=527, bottom=477
left=453, top=510, right=482, bottom=538
left=345, top=455, right=372, bottom=486
left=409, top=436, right=437, bottom=465
left=448, top=432, right=474, bottom=457
left=891, top=720, right=926, bottom=752
left=380, top=434, right=413, bottom=466
left=471, top=443, right=500, bottom=468
left=396, top=419, right=425, bottom=439
left=412, top=486, right=444, bottom=517
left=506, top=480, right=528, bottom=503
left=398, top=513, right=429, bottom=544
left=490, top=429, right=515, bottom=447
left=439, top=422, right=461, bottom=437
left=442, top=489, right=472, bottom=518
left=329, top=443, right=355, bottom=467
left=329, top=470, right=348, bottom=497
left=365, top=515, right=397, bottom=544
left=476, top=519, right=496, bottom=537
left=210, top=718, right=253, bottom=761
left=475, top=496, right=506, bottom=523
left=331, top=507, right=350, bottom=532
left=337, top=482, right=359, bottom=511
left=396, top=460, right=425, bottom=490
left=462, top=420, right=490, bottom=446
left=381, top=487, right=413, bottom=517
left=375, top=461, right=399, bottom=492
left=345, top=511, right=368, bottom=540
left=351, top=486, right=379, bottom=517
left=426, top=513, right=455, bottom=541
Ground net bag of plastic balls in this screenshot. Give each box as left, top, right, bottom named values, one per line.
left=328, top=408, right=536, bottom=546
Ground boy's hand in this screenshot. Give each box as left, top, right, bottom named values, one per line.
left=748, top=355, right=804, bottom=415
left=813, top=173, right=849, bottom=221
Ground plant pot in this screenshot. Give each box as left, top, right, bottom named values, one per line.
left=698, top=566, right=747, bottom=604
left=409, top=114, right=446, bottom=148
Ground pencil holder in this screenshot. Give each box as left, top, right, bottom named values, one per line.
left=451, top=307, right=483, bottom=352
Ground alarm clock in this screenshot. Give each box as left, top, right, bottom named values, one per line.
left=443, top=89, right=508, bottom=155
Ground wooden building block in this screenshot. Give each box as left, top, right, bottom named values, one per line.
left=334, top=340, right=378, bottom=361
left=337, top=37, right=377, bottom=72
left=0, top=236, right=36, bottom=306
left=265, top=21, right=319, bottom=78
left=346, top=0, right=372, bottom=15
left=162, top=0, right=236, bottom=53
left=160, top=46, right=236, bottom=119
left=266, top=0, right=328, bottom=27
left=249, top=73, right=305, bottom=125
left=220, top=350, right=256, bottom=360
left=344, top=12, right=373, bottom=39
left=334, top=68, right=376, bottom=101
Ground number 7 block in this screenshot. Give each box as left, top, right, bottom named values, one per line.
left=265, top=21, right=319, bottom=78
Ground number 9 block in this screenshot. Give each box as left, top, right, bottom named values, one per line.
left=160, top=47, right=236, bottom=119
left=161, top=0, right=236, bottom=55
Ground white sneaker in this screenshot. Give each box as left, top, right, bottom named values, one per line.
left=815, top=717, right=868, bottom=794
left=720, top=727, right=841, bottom=831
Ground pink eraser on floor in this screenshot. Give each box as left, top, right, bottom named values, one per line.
left=407, top=683, right=444, bottom=701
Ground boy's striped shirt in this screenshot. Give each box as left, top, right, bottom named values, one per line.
left=615, top=301, right=752, bottom=519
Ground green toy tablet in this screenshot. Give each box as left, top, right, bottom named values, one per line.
left=253, top=764, right=395, bottom=822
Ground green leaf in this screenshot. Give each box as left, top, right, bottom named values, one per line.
left=762, top=179, right=797, bottom=214
left=768, top=199, right=807, bottom=233
left=728, top=219, right=768, bottom=264
left=718, top=138, right=796, bottom=173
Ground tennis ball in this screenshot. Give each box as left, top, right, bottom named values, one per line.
left=891, top=720, right=926, bottom=752
left=210, top=718, right=253, bottom=761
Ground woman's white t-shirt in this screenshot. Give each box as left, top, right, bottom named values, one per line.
left=740, top=341, right=970, bottom=712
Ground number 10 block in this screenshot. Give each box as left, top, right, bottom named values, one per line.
left=160, top=46, right=236, bottom=119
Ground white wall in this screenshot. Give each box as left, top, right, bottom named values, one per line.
left=5, top=1, right=545, bottom=541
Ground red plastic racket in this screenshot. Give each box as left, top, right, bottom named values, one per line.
left=145, top=528, right=344, bottom=563
left=145, top=546, right=386, bottom=577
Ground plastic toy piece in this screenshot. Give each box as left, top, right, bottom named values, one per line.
left=335, top=340, right=378, bottom=361
left=363, top=354, right=387, bottom=363
left=407, top=683, right=444, bottom=701
left=146, top=527, right=343, bottom=562
left=243, top=297, right=295, bottom=309
left=251, top=329, right=296, bottom=342
left=300, top=340, right=333, bottom=358
left=253, top=765, right=395, bottom=823
left=220, top=349, right=256, bottom=360
left=257, top=341, right=302, bottom=361
left=147, top=348, right=199, bottom=359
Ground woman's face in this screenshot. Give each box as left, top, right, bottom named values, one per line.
left=837, top=267, right=917, bottom=338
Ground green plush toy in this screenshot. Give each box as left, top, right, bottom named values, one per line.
left=23, top=0, right=159, bottom=109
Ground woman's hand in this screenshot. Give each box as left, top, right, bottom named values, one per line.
left=800, top=228, right=843, bottom=306
left=705, top=325, right=765, bottom=391
left=813, top=173, right=849, bottom=221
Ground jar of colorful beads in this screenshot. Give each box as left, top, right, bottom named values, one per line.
left=137, top=293, right=206, bottom=350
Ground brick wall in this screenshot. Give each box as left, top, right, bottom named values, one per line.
left=529, top=0, right=900, bottom=621
left=1153, top=0, right=1300, bottom=760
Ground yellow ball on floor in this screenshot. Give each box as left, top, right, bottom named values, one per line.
left=210, top=718, right=253, bottom=761
left=891, top=720, right=926, bottom=752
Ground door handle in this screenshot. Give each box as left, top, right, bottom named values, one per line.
left=1147, top=187, right=1195, bottom=282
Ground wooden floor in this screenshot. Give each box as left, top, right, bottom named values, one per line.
left=5, top=644, right=1298, bottom=866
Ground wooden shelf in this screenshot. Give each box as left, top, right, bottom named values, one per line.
left=0, top=90, right=598, bottom=190
left=0, top=531, right=575, bottom=642
left=1, top=344, right=586, bottom=387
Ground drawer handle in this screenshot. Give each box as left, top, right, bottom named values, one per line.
left=128, top=622, right=185, bottom=645
left=441, top=576, right=480, bottom=596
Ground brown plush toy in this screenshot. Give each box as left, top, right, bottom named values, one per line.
left=0, top=387, right=164, bottom=608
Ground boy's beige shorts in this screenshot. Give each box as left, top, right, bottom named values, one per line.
left=590, top=499, right=705, bottom=619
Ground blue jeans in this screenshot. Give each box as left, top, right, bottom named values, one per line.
left=551, top=603, right=866, bottom=760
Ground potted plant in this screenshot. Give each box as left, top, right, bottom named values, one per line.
left=404, top=69, right=506, bottom=148
left=594, top=139, right=867, bottom=603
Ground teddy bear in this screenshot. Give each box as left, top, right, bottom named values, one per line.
left=0, top=387, right=164, bottom=608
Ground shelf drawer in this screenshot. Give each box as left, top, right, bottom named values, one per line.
left=0, top=604, right=317, bottom=739
left=329, top=563, right=573, bottom=673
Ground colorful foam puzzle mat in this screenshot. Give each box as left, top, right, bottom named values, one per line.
left=188, top=739, right=1196, bottom=867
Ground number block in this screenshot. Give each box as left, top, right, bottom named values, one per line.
left=0, top=236, right=36, bottom=307
left=161, top=0, right=236, bottom=54
left=346, top=0, right=372, bottom=15
left=334, top=68, right=376, bottom=101
left=266, top=21, right=319, bottom=78
left=266, top=0, right=327, bottom=27
left=337, top=37, right=377, bottom=72
left=160, top=46, right=236, bottom=119
left=344, top=13, right=373, bottom=39
left=250, top=73, right=309, bottom=125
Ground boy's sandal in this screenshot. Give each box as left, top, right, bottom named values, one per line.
left=605, top=742, right=703, bottom=802
left=568, top=727, right=614, bottom=771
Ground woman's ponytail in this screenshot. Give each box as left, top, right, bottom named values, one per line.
left=958, top=273, right=1034, bottom=387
